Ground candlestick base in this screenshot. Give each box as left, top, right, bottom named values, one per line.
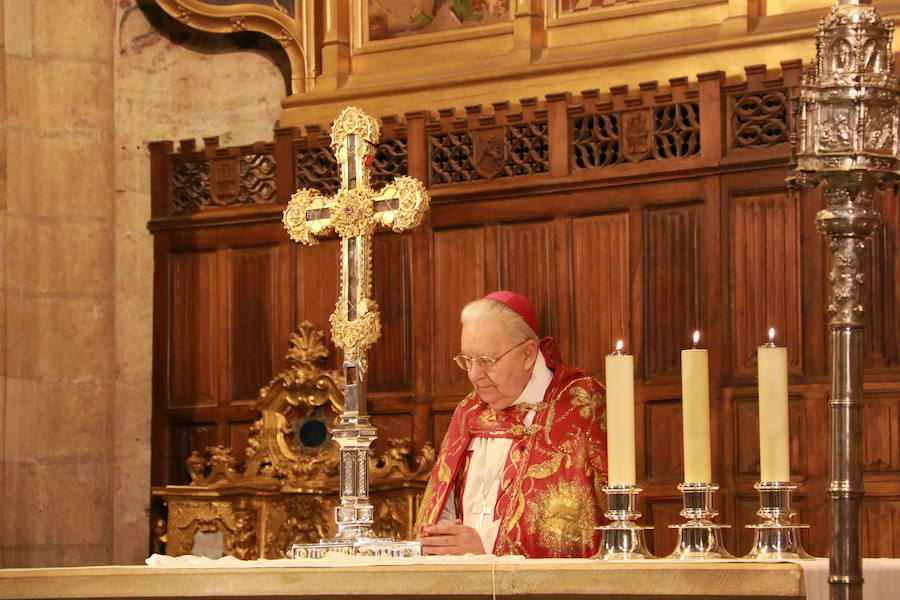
left=666, top=483, right=733, bottom=560
left=743, top=482, right=812, bottom=560
left=594, top=485, right=656, bottom=560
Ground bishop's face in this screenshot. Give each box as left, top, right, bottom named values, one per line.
left=459, top=319, right=537, bottom=411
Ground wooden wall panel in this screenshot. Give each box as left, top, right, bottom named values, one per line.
left=432, top=227, right=486, bottom=395
left=369, top=233, right=411, bottom=391
left=228, top=421, right=254, bottom=462
left=295, top=238, right=341, bottom=370
left=498, top=221, right=556, bottom=338
left=229, top=245, right=277, bottom=403
left=370, top=413, right=413, bottom=455
left=432, top=411, right=454, bottom=450
left=863, top=191, right=899, bottom=367
left=168, top=422, right=216, bottom=485
left=644, top=399, right=683, bottom=482
left=861, top=498, right=900, bottom=557
left=728, top=192, right=802, bottom=378
left=732, top=395, right=808, bottom=482
left=571, top=212, right=630, bottom=372
left=644, top=204, right=702, bottom=380
left=862, top=391, right=900, bottom=474
left=646, top=499, right=682, bottom=557
left=169, top=251, right=217, bottom=408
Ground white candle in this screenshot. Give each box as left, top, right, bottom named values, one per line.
left=605, top=340, right=635, bottom=486
left=758, top=328, right=790, bottom=482
left=681, top=331, right=712, bottom=483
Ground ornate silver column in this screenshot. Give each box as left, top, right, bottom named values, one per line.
left=788, top=2, right=899, bottom=599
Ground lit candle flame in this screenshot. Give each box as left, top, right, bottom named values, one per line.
left=692, top=330, right=700, bottom=348
left=615, top=340, right=624, bottom=352
left=768, top=327, right=776, bottom=343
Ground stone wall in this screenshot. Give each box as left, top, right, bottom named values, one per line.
left=0, top=0, right=283, bottom=567
left=2, top=0, right=116, bottom=567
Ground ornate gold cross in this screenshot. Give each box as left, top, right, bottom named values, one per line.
left=282, top=107, right=429, bottom=378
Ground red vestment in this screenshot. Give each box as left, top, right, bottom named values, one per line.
left=416, top=338, right=608, bottom=557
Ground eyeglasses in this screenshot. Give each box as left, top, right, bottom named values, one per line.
left=453, top=340, right=527, bottom=372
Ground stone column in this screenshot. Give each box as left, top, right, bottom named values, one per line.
left=2, top=0, right=116, bottom=566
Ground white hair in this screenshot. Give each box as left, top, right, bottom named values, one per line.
left=460, top=298, right=539, bottom=342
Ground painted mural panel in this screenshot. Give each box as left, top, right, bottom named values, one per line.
left=368, top=1, right=510, bottom=41
left=560, top=0, right=633, bottom=11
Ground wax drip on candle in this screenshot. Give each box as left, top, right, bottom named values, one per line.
left=692, top=330, right=700, bottom=349
left=612, top=339, right=625, bottom=355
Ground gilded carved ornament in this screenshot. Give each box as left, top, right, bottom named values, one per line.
left=330, top=106, right=381, bottom=153
left=153, top=323, right=434, bottom=557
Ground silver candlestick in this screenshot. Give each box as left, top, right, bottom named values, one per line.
left=667, top=483, right=733, bottom=559
left=594, top=485, right=656, bottom=560
left=744, top=482, right=812, bottom=560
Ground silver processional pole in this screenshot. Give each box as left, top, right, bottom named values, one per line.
left=788, top=2, right=899, bottom=599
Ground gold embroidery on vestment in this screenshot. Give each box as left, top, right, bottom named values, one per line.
left=437, top=455, right=450, bottom=483
left=526, top=481, right=595, bottom=556
left=569, top=385, right=599, bottom=420
left=525, top=453, right=568, bottom=479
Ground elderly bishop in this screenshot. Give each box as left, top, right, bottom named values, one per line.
left=416, top=291, right=608, bottom=557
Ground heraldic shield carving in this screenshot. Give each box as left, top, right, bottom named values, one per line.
left=621, top=109, right=653, bottom=164
left=473, top=127, right=508, bottom=179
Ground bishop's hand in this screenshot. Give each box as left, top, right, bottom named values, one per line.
left=418, top=519, right=486, bottom=555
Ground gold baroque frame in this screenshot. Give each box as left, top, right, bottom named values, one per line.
left=153, top=0, right=313, bottom=93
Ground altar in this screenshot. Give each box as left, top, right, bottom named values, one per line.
left=0, top=560, right=808, bottom=600
left=5, top=556, right=900, bottom=600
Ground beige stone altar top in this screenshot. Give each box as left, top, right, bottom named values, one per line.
left=0, top=561, right=805, bottom=600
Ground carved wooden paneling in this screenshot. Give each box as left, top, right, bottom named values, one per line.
left=644, top=204, right=701, bottom=379
left=646, top=498, right=682, bottom=557
left=734, top=494, right=760, bottom=557
left=295, top=238, right=341, bottom=370
left=230, top=245, right=277, bottom=403
left=644, top=399, right=683, bottom=482
left=732, top=395, right=808, bottom=481
left=498, top=221, right=555, bottom=337
left=862, top=191, right=898, bottom=367
left=862, top=392, right=900, bottom=473
left=370, top=413, right=413, bottom=455
left=432, top=411, right=454, bottom=451
left=729, top=192, right=802, bottom=378
left=169, top=423, right=216, bottom=485
left=228, top=421, right=254, bottom=463
left=571, top=212, right=630, bottom=371
left=169, top=251, right=217, bottom=408
left=432, top=227, right=486, bottom=393
left=861, top=498, right=900, bottom=557
left=368, top=233, right=411, bottom=391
